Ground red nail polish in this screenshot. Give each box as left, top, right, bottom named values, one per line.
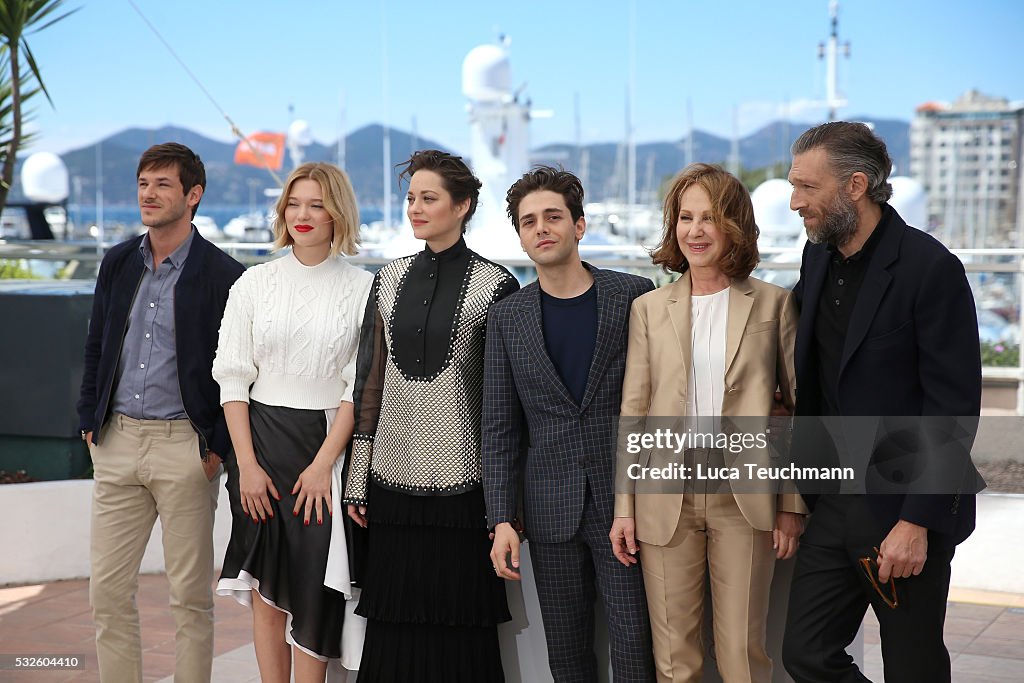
left=318, top=519, right=323, bottom=525
left=293, top=510, right=299, bottom=517
left=304, top=519, right=309, bottom=526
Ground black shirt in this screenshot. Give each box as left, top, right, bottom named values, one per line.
left=391, top=237, right=471, bottom=378
left=814, top=208, right=890, bottom=416
left=541, top=284, right=598, bottom=405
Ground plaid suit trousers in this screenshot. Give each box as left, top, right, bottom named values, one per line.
left=529, top=483, right=655, bottom=682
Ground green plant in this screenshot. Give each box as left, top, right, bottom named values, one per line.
left=981, top=340, right=1020, bottom=368
left=741, top=162, right=790, bottom=192
left=0, top=0, right=78, bottom=211
left=0, top=257, right=37, bottom=277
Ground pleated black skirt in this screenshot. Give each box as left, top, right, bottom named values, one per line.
left=355, top=479, right=510, bottom=682
left=218, top=400, right=347, bottom=660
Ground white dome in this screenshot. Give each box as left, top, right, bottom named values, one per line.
left=21, top=152, right=69, bottom=203
left=462, top=44, right=510, bottom=102
left=889, top=176, right=927, bottom=230
left=751, top=178, right=802, bottom=238
left=288, top=119, right=313, bottom=146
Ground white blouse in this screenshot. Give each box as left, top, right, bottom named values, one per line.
left=687, top=287, right=729, bottom=421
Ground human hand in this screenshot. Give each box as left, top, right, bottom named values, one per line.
left=490, top=522, right=522, bottom=581
left=609, top=517, right=639, bottom=566
left=773, top=511, right=805, bottom=560
left=877, top=520, right=928, bottom=583
left=770, top=390, right=791, bottom=417
left=202, top=451, right=223, bottom=482
left=491, top=517, right=525, bottom=540
left=292, top=461, right=333, bottom=526
left=238, top=461, right=280, bottom=522
left=347, top=504, right=368, bottom=528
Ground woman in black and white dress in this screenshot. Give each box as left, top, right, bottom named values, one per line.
left=344, top=150, right=518, bottom=682
left=214, top=162, right=372, bottom=683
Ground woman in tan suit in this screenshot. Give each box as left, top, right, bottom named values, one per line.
left=610, top=163, right=806, bottom=682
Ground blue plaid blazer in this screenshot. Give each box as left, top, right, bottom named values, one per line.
left=482, top=265, right=655, bottom=543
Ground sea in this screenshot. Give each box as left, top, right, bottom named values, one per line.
left=65, top=204, right=386, bottom=231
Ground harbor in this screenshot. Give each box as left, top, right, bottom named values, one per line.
left=0, top=1, right=1021, bottom=681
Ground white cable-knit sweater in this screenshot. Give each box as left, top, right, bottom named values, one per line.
left=213, top=251, right=374, bottom=410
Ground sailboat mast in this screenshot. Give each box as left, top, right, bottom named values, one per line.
left=685, top=98, right=694, bottom=168
left=380, top=0, right=392, bottom=228
left=95, top=140, right=104, bottom=250
left=626, top=0, right=637, bottom=237
left=337, top=90, right=347, bottom=172
left=819, top=0, right=849, bottom=121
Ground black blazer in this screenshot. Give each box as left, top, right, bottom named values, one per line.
left=793, top=205, right=981, bottom=546
left=482, top=266, right=654, bottom=543
left=77, top=230, right=244, bottom=457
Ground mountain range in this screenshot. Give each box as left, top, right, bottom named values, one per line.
left=12, top=118, right=910, bottom=209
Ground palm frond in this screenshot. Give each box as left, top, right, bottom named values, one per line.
left=27, top=2, right=77, bottom=34
left=20, top=40, right=49, bottom=104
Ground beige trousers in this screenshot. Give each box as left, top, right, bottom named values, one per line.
left=89, top=414, right=219, bottom=683
left=639, top=489, right=776, bottom=683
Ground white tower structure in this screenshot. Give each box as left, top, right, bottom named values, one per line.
left=751, top=178, right=806, bottom=249
left=750, top=178, right=806, bottom=284
left=888, top=176, right=928, bottom=231
left=21, top=152, right=69, bottom=203
left=461, top=39, right=532, bottom=260
left=287, top=119, right=313, bottom=169
left=817, top=0, right=850, bottom=121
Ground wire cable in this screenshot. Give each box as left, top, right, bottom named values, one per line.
left=124, top=0, right=283, bottom=186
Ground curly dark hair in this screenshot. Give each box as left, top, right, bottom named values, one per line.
left=397, top=149, right=482, bottom=233
left=505, top=165, right=585, bottom=233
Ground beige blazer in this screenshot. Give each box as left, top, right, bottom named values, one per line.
left=615, top=273, right=807, bottom=544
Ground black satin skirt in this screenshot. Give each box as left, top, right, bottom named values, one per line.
left=355, top=480, right=510, bottom=682
left=220, top=400, right=349, bottom=659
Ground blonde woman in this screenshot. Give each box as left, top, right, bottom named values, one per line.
left=214, top=163, right=372, bottom=682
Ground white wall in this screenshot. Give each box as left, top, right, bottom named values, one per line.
left=0, top=477, right=233, bottom=586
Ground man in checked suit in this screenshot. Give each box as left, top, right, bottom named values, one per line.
left=483, top=166, right=656, bottom=682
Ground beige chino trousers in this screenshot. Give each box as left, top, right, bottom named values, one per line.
left=89, top=414, right=219, bottom=683
left=638, top=474, right=776, bottom=682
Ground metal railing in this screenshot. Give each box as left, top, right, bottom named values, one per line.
left=3, top=239, right=1023, bottom=413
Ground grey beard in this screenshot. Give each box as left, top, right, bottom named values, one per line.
left=807, top=190, right=858, bottom=248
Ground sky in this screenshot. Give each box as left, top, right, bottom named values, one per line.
left=23, top=0, right=1024, bottom=157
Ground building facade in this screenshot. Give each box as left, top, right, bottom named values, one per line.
left=910, top=90, right=1024, bottom=248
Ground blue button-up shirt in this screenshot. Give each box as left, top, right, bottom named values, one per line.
left=111, top=229, right=195, bottom=420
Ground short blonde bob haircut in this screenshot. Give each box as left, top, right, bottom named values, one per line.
left=651, top=163, right=760, bottom=278
left=272, top=162, right=360, bottom=256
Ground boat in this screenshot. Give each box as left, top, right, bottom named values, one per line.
left=223, top=210, right=273, bottom=243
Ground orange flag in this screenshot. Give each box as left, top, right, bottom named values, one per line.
left=234, top=132, right=286, bottom=170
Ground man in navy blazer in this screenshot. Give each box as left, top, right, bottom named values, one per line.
left=780, top=122, right=981, bottom=683
left=483, top=167, right=655, bottom=682
left=78, top=143, right=244, bottom=682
